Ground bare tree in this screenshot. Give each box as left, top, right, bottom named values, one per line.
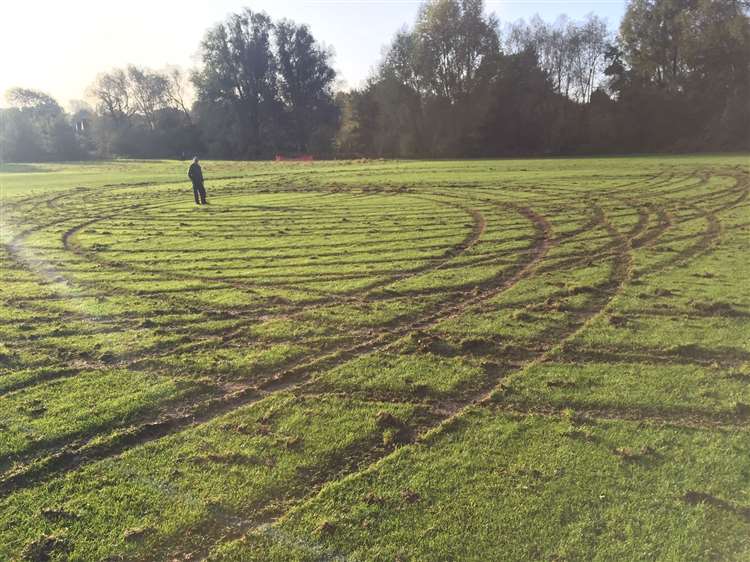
left=504, top=14, right=610, bottom=103
left=89, top=69, right=134, bottom=122
left=89, top=65, right=192, bottom=129
left=163, top=66, right=193, bottom=123
left=569, top=15, right=608, bottom=103
left=126, top=66, right=171, bottom=130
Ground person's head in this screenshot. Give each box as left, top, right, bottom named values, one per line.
left=192, top=156, right=199, bottom=164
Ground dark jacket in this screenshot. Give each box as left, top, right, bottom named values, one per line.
left=188, top=162, right=203, bottom=184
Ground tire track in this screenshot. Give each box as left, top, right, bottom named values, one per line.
left=0, top=200, right=551, bottom=494
left=186, top=199, right=641, bottom=561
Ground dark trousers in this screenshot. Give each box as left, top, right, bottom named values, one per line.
left=192, top=182, right=207, bottom=204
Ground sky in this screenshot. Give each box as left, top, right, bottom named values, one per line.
left=0, top=0, right=626, bottom=109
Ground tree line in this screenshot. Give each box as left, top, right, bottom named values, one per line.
left=1, top=0, right=748, bottom=162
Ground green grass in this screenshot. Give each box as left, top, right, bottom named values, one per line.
left=214, top=409, right=750, bottom=562
left=0, top=155, right=748, bottom=561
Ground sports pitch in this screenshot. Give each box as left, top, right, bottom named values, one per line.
left=1, top=155, right=749, bottom=560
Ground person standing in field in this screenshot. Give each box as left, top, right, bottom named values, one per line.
left=188, top=156, right=208, bottom=205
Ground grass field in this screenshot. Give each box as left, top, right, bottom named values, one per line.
left=0, top=155, right=748, bottom=561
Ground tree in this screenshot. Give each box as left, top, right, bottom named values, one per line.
left=335, top=89, right=380, bottom=156
left=614, top=0, right=750, bottom=149
left=163, top=66, right=194, bottom=123
left=89, top=69, right=134, bottom=122
left=368, top=0, right=501, bottom=156
left=274, top=20, right=338, bottom=152
left=275, top=20, right=338, bottom=153
left=0, top=108, right=40, bottom=162
left=4, top=0, right=746, bottom=161
left=1, top=88, right=83, bottom=161
left=381, top=30, right=423, bottom=94
left=411, top=0, right=500, bottom=103
left=504, top=14, right=610, bottom=103
left=5, top=88, right=62, bottom=114
left=569, top=15, right=609, bottom=103
left=126, top=66, right=170, bottom=130
left=479, top=48, right=558, bottom=154
left=88, top=65, right=198, bottom=158
left=193, top=9, right=279, bottom=158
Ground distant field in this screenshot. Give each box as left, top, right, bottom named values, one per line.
left=1, top=155, right=748, bottom=561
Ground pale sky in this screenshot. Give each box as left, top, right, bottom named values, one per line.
left=1, top=0, right=625, bottom=109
